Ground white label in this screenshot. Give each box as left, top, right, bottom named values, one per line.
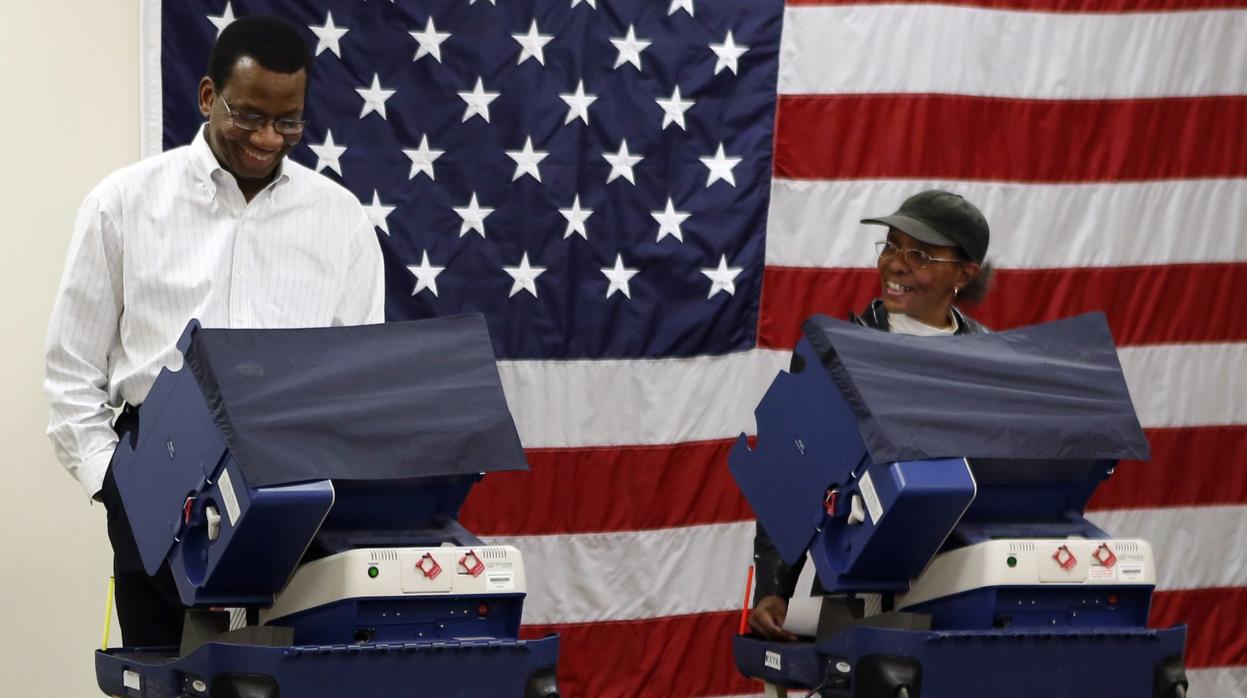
left=764, top=650, right=782, bottom=671
left=218, top=467, right=241, bottom=526
left=1119, top=564, right=1145, bottom=582
left=123, top=670, right=141, bottom=690
left=1088, top=565, right=1117, bottom=581
left=858, top=471, right=884, bottom=525
left=487, top=571, right=515, bottom=591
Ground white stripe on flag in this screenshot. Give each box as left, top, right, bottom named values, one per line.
left=491, top=521, right=755, bottom=626
left=498, top=350, right=789, bottom=448
left=1120, top=343, right=1247, bottom=429
left=778, top=5, right=1247, bottom=99
left=764, top=178, right=1247, bottom=269
left=499, top=343, right=1246, bottom=447
left=1188, top=666, right=1247, bottom=697
left=496, top=505, right=1246, bottom=625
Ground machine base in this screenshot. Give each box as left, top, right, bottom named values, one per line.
left=734, top=625, right=1187, bottom=698
left=97, top=635, right=560, bottom=698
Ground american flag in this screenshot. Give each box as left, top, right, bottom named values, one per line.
left=144, top=0, right=1246, bottom=695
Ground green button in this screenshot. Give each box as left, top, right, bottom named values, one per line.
left=1006, top=556, right=1018, bottom=568
left=368, top=566, right=380, bottom=579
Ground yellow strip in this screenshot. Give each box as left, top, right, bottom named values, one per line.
left=102, top=576, right=115, bottom=650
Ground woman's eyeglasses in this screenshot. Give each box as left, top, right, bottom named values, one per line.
left=875, top=240, right=961, bottom=270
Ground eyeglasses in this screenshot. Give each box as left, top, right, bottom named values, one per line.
left=875, top=240, right=962, bottom=270
left=219, top=95, right=308, bottom=136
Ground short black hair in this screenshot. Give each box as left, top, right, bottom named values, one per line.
left=207, top=16, right=312, bottom=91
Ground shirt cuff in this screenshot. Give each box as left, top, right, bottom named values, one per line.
left=80, top=449, right=114, bottom=501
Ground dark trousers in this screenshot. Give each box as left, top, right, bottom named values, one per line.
left=101, top=405, right=186, bottom=647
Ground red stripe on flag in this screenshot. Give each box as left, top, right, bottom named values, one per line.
left=758, top=267, right=877, bottom=350
left=785, top=0, right=1247, bottom=11
left=1090, top=426, right=1247, bottom=510
left=757, top=263, right=1247, bottom=349
left=521, top=612, right=755, bottom=698
left=461, top=427, right=1240, bottom=535
left=773, top=95, right=1247, bottom=182
left=1153, top=587, right=1247, bottom=669
left=515, top=589, right=1247, bottom=697
left=461, top=440, right=753, bottom=536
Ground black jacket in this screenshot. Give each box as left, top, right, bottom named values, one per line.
left=751, top=300, right=987, bottom=602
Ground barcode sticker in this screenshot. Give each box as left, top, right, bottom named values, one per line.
left=487, top=572, right=515, bottom=591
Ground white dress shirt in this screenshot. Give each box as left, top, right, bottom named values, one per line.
left=45, top=128, right=385, bottom=499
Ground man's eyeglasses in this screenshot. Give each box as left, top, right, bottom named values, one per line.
left=875, top=240, right=962, bottom=270
left=219, top=95, right=308, bottom=136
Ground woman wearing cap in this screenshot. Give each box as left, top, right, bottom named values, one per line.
left=748, top=189, right=996, bottom=640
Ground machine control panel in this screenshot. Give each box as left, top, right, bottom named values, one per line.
left=262, top=546, right=526, bottom=624
left=900, top=538, right=1155, bottom=609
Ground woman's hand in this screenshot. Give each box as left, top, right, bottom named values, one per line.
left=748, top=595, right=799, bottom=641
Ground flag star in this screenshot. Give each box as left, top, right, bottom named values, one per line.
left=603, top=140, right=643, bottom=185
left=309, top=11, right=350, bottom=58
left=669, top=0, right=695, bottom=17
left=207, top=2, right=236, bottom=36
left=559, top=195, right=594, bottom=240
left=458, top=78, right=500, bottom=123
left=355, top=74, right=396, bottom=119
left=700, top=143, right=742, bottom=188
left=611, top=25, right=651, bottom=71
left=513, top=19, right=554, bottom=66
left=560, top=80, right=598, bottom=125
left=506, top=136, right=548, bottom=183
left=710, top=30, right=749, bottom=75
left=652, top=198, right=691, bottom=243
left=571, top=0, right=596, bottom=7
left=407, top=251, right=445, bottom=297
left=453, top=193, right=493, bottom=238
left=702, top=254, right=744, bottom=298
left=410, top=18, right=451, bottom=63
left=403, top=135, right=444, bottom=181
left=601, top=254, right=639, bottom=299
left=308, top=130, right=347, bottom=176
left=656, top=86, right=695, bottom=130
left=361, top=190, right=397, bottom=235
left=503, top=253, right=547, bottom=298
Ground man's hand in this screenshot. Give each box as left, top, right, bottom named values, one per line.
left=748, top=594, right=799, bottom=641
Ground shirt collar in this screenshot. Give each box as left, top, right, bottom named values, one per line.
left=889, top=311, right=959, bottom=337
left=189, top=125, right=292, bottom=199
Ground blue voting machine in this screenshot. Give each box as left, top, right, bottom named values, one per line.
left=95, top=315, right=559, bottom=698
left=729, top=314, right=1188, bottom=698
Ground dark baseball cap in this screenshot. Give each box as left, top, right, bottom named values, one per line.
left=861, top=190, right=990, bottom=264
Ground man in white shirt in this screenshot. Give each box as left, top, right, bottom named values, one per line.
left=44, top=16, right=384, bottom=647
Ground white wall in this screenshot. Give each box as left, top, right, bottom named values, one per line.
left=0, top=2, right=139, bottom=695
